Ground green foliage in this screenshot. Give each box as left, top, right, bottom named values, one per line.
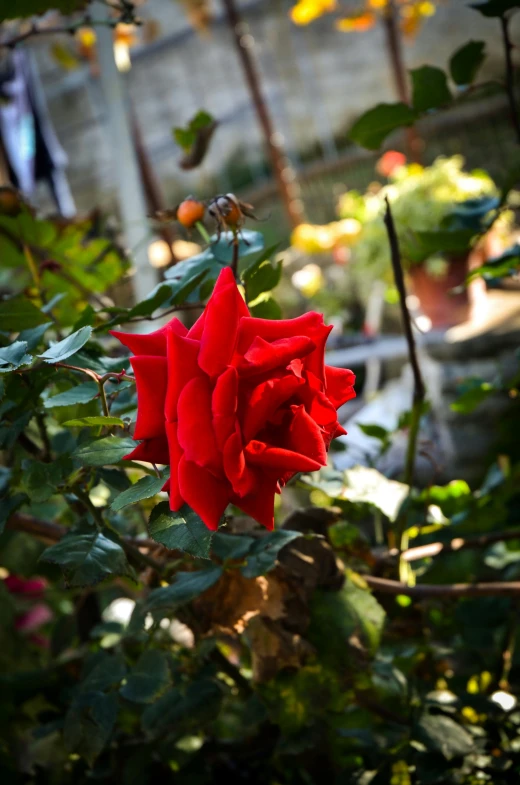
left=73, top=436, right=137, bottom=466
left=0, top=0, right=86, bottom=22
left=38, top=327, right=92, bottom=363
left=148, top=501, right=214, bottom=559
left=40, top=524, right=134, bottom=586
left=0, top=296, right=49, bottom=330
left=173, top=110, right=214, bottom=150
left=120, top=650, right=172, bottom=704
left=449, top=40, right=487, bottom=85
left=410, top=66, right=452, bottom=112
left=470, top=0, right=520, bottom=16
left=349, top=102, right=417, bottom=149
left=111, top=471, right=169, bottom=512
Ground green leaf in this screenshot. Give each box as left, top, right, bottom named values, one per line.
left=111, top=471, right=169, bottom=512
left=0, top=296, right=49, bottom=331
left=308, top=577, right=386, bottom=664
left=62, top=416, right=125, bottom=428
left=450, top=378, right=494, bottom=413
left=38, top=326, right=92, bottom=364
left=120, top=650, right=172, bottom=704
left=415, top=713, right=474, bottom=759
left=144, top=567, right=223, bottom=616
left=449, top=41, right=486, bottom=85
left=209, top=229, right=265, bottom=263
left=357, top=423, right=389, bottom=443
left=0, top=0, right=86, bottom=22
left=241, top=530, right=301, bottom=578
left=349, top=103, right=418, bottom=150
left=148, top=502, right=214, bottom=559
left=240, top=243, right=281, bottom=281
left=141, top=680, right=222, bottom=736
left=0, top=493, right=26, bottom=535
left=470, top=0, right=520, bottom=16
left=40, top=524, right=134, bottom=587
left=73, top=436, right=137, bottom=466
left=410, top=66, right=452, bottom=112
left=72, top=304, right=96, bottom=331
left=44, top=381, right=99, bottom=408
left=124, top=269, right=208, bottom=320
left=20, top=459, right=70, bottom=503
left=245, top=260, right=282, bottom=302
left=249, top=295, right=282, bottom=320
left=443, top=195, right=500, bottom=232
left=18, top=322, right=53, bottom=350
left=212, top=532, right=256, bottom=561
left=467, top=243, right=520, bottom=282
left=64, top=692, right=119, bottom=767
left=173, top=110, right=214, bottom=151
left=338, top=466, right=409, bottom=522
left=82, top=654, right=127, bottom=692
left=405, top=228, right=475, bottom=264
left=0, top=341, right=32, bottom=373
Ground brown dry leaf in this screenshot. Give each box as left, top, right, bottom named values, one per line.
left=245, top=617, right=314, bottom=682
left=191, top=570, right=286, bottom=635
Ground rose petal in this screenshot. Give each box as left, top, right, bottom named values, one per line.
left=237, top=335, right=315, bottom=378
left=166, top=421, right=184, bottom=510
left=178, top=456, right=230, bottom=530
left=130, top=356, right=168, bottom=439
left=245, top=441, right=322, bottom=473
left=177, top=376, right=220, bottom=471
left=242, top=374, right=302, bottom=443
left=165, top=330, right=201, bottom=422
left=232, top=477, right=277, bottom=530
left=223, top=425, right=256, bottom=497
left=124, top=436, right=170, bottom=465
left=288, top=404, right=327, bottom=466
left=111, top=318, right=186, bottom=357
left=198, top=267, right=249, bottom=377
left=212, top=366, right=238, bottom=449
left=325, top=366, right=356, bottom=409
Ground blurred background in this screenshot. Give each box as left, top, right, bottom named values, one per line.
left=2, top=0, right=520, bottom=487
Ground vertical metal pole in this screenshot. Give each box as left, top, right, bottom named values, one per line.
left=95, top=4, right=157, bottom=299
left=221, top=0, right=305, bottom=229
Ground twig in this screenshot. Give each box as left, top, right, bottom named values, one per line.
left=231, top=234, right=239, bottom=279
left=55, top=363, right=134, bottom=384
left=383, top=198, right=426, bottom=556
left=364, top=575, right=520, bottom=598
left=35, top=414, right=52, bottom=462
left=499, top=602, right=518, bottom=690
left=0, top=16, right=119, bottom=49
left=400, top=527, right=520, bottom=563
left=7, top=513, right=67, bottom=544
left=500, top=15, right=520, bottom=145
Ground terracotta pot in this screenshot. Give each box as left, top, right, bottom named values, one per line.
left=408, top=255, right=470, bottom=329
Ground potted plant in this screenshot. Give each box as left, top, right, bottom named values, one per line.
left=335, top=155, right=517, bottom=328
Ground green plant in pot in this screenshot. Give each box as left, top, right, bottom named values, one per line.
left=338, top=155, right=516, bottom=328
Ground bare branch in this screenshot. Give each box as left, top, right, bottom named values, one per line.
left=364, top=575, right=520, bottom=598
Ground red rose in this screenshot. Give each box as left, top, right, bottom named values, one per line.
left=112, top=267, right=355, bottom=531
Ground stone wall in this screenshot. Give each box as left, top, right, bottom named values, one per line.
left=32, top=0, right=519, bottom=215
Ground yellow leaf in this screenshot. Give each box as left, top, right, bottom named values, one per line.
left=335, top=12, right=376, bottom=32
left=50, top=42, right=80, bottom=71
left=290, top=0, right=336, bottom=26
